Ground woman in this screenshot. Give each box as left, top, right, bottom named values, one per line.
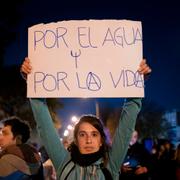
left=21, top=58, right=151, bottom=179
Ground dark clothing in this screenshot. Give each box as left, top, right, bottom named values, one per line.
left=151, top=157, right=176, bottom=180
left=120, top=142, right=152, bottom=180
left=0, top=144, right=44, bottom=180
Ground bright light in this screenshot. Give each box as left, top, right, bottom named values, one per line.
left=71, top=116, right=78, bottom=123
left=67, top=124, right=73, bottom=130
left=63, top=129, right=69, bottom=137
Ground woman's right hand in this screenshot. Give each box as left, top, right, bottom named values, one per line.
left=20, top=57, right=32, bottom=75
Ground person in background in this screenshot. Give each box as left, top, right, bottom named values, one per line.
left=39, top=146, right=57, bottom=180
left=151, top=139, right=176, bottom=180
left=0, top=117, right=44, bottom=179
left=21, top=57, right=151, bottom=180
left=174, top=143, right=180, bottom=180
left=120, top=130, right=152, bottom=180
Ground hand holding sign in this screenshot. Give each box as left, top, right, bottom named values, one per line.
left=26, top=19, right=149, bottom=98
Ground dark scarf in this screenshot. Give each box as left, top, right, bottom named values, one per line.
left=71, top=146, right=113, bottom=180
left=71, top=145, right=103, bottom=166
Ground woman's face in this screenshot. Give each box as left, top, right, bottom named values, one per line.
left=76, top=122, right=102, bottom=154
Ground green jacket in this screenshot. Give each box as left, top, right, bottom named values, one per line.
left=30, top=98, right=142, bottom=180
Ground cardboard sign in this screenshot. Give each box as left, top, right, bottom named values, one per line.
left=27, top=19, right=144, bottom=97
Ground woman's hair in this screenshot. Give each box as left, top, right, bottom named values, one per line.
left=68, top=115, right=110, bottom=165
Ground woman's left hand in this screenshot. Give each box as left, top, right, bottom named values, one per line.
left=138, top=59, right=152, bottom=75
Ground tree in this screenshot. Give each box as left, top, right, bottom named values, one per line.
left=0, top=66, right=63, bottom=129
left=99, top=99, right=171, bottom=142
left=136, top=100, right=171, bottom=141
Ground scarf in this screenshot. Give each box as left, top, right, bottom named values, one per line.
left=71, top=145, right=103, bottom=166
left=70, top=146, right=113, bottom=180
left=0, top=143, right=40, bottom=164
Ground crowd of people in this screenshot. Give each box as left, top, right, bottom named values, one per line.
left=0, top=57, right=179, bottom=180
left=0, top=116, right=180, bottom=180
left=119, top=130, right=180, bottom=180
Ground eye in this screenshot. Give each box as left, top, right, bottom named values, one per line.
left=92, top=132, right=99, bottom=137
left=78, top=132, right=86, bottom=137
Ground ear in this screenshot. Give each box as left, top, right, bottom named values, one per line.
left=16, top=135, right=22, bottom=145
left=100, top=139, right=103, bottom=146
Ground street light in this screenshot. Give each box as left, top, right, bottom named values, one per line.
left=71, top=116, right=79, bottom=124
left=63, top=129, right=69, bottom=137
left=67, top=124, right=73, bottom=130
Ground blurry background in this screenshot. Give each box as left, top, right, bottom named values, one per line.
left=0, top=0, right=179, bottom=146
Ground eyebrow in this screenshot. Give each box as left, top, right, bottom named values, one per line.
left=78, top=130, right=99, bottom=134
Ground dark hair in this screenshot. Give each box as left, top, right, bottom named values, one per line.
left=2, top=117, right=30, bottom=143
left=68, top=115, right=110, bottom=165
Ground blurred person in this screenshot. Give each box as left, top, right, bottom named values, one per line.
left=162, top=140, right=175, bottom=161
left=62, top=137, right=72, bottom=149
left=150, top=139, right=176, bottom=180
left=120, top=130, right=152, bottom=180
left=174, top=143, right=180, bottom=180
left=39, top=146, right=56, bottom=180
left=21, top=58, right=151, bottom=180
left=160, top=140, right=176, bottom=180
left=43, top=158, right=56, bottom=180
left=0, top=117, right=44, bottom=179
left=0, top=121, right=3, bottom=152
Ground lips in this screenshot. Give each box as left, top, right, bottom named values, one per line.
left=84, top=147, right=93, bottom=151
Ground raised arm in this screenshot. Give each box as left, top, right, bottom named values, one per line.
left=107, top=59, right=151, bottom=174
left=29, top=98, right=68, bottom=171
left=108, top=98, right=142, bottom=173
left=21, top=58, right=68, bottom=171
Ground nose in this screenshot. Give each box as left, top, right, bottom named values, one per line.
left=86, top=134, right=92, bottom=144
left=0, top=130, right=3, bottom=137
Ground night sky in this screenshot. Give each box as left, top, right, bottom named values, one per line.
left=2, top=0, right=180, bottom=122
